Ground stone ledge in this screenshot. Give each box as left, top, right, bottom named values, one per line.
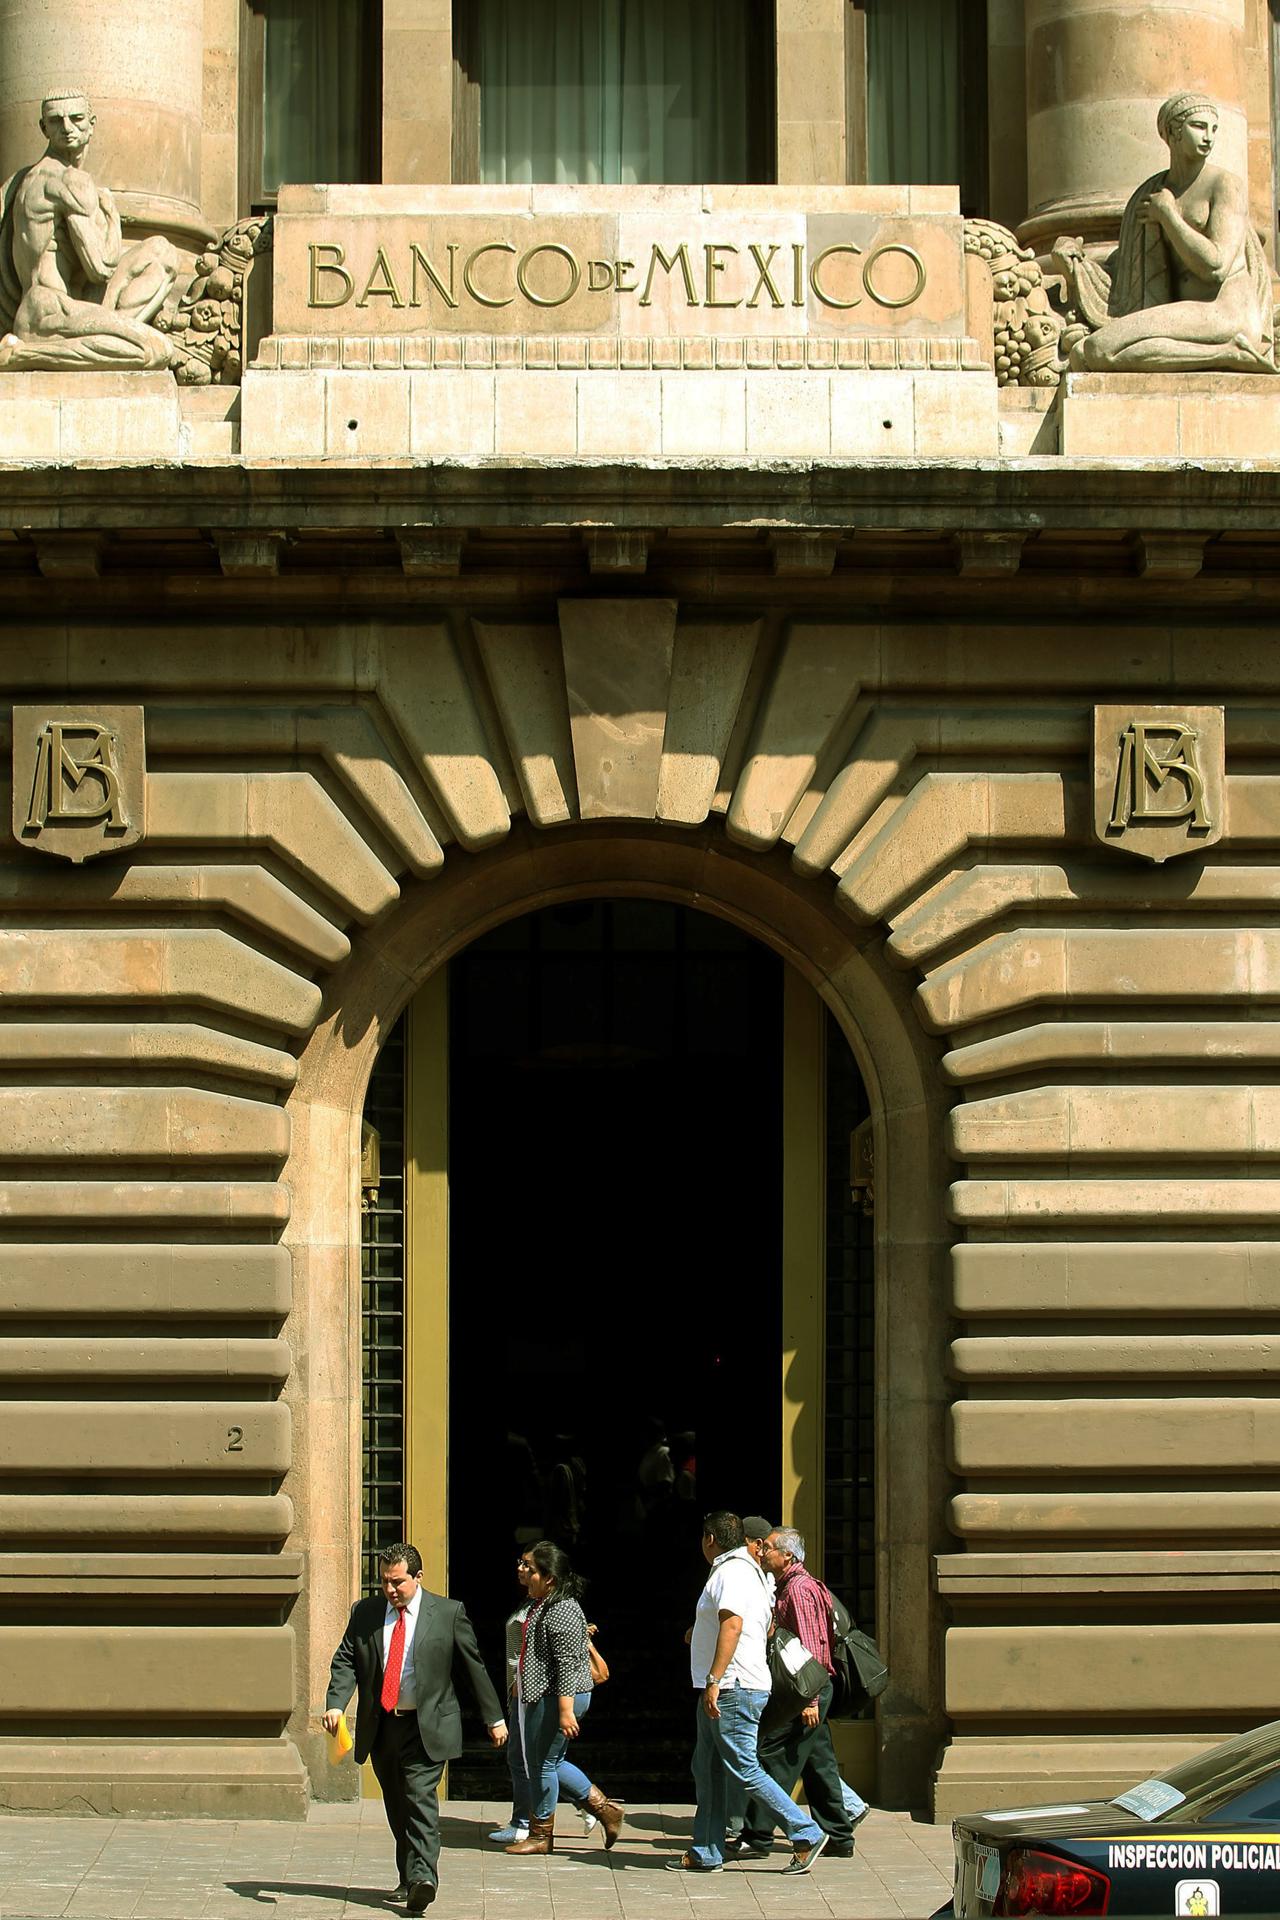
left=253, top=331, right=989, bottom=373
left=0, top=1738, right=308, bottom=1820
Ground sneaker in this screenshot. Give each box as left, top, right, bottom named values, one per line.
left=665, top=1853, right=724, bottom=1873
left=488, top=1821, right=528, bottom=1845
left=849, top=1803, right=871, bottom=1833
left=783, top=1832, right=831, bottom=1875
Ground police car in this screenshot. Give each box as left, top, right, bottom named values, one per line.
left=944, top=1718, right=1280, bottom=1916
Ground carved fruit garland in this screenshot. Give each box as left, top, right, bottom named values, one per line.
left=963, top=218, right=1073, bottom=389
left=160, top=216, right=272, bottom=387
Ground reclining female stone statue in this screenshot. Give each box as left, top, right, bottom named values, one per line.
left=0, top=90, right=177, bottom=372
left=1054, top=92, right=1275, bottom=374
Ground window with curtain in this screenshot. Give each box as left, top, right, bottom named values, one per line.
left=456, top=0, right=774, bottom=185
left=241, top=0, right=381, bottom=209
left=852, top=0, right=987, bottom=214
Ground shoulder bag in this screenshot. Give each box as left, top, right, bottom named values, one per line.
left=762, top=1623, right=830, bottom=1732
left=586, top=1623, right=609, bottom=1687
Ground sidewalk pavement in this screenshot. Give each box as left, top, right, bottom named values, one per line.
left=0, top=1801, right=954, bottom=1920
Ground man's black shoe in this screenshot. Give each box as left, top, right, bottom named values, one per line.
left=386, top=1887, right=409, bottom=1904
left=826, top=1842, right=855, bottom=1858
left=725, top=1837, right=770, bottom=1860
left=405, top=1883, right=435, bottom=1914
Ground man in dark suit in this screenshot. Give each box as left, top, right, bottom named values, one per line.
left=323, top=1541, right=507, bottom=1913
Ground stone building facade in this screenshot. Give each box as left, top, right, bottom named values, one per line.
left=1, top=0, right=1279, bottom=1823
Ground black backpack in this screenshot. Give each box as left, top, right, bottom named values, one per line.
left=826, top=1588, right=889, bottom=1717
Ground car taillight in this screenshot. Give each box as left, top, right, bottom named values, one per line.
left=996, top=1848, right=1111, bottom=1916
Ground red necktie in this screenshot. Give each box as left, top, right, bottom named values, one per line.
left=381, top=1609, right=407, bottom=1711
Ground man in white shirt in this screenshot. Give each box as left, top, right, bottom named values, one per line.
left=324, top=1542, right=507, bottom=1912
left=665, top=1511, right=829, bottom=1876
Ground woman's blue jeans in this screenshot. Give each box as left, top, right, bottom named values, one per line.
left=515, top=1691, right=593, bottom=1822
left=689, top=1686, right=821, bottom=1869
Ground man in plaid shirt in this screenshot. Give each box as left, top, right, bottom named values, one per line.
left=729, top=1527, right=868, bottom=1860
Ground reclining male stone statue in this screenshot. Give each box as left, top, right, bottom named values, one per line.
left=0, top=89, right=178, bottom=372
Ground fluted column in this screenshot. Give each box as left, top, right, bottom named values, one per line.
left=0, top=0, right=212, bottom=252
left=1021, top=0, right=1249, bottom=250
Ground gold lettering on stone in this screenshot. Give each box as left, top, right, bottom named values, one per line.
left=1109, top=721, right=1212, bottom=831
left=410, top=243, right=459, bottom=309
left=355, top=246, right=407, bottom=309
left=463, top=241, right=517, bottom=308
left=516, top=243, right=582, bottom=308
left=862, top=242, right=927, bottom=310
left=810, top=243, right=862, bottom=310
left=746, top=243, right=785, bottom=310
left=308, top=242, right=353, bottom=309
left=298, top=228, right=936, bottom=318
left=703, top=243, right=741, bottom=309
left=639, top=243, right=699, bottom=308
left=25, top=722, right=128, bottom=833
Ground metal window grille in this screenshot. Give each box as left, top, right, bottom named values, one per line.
left=361, top=1015, right=407, bottom=1595
left=823, top=1009, right=876, bottom=1642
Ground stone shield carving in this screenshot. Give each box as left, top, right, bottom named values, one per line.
left=13, top=705, right=145, bottom=862
left=1093, top=704, right=1223, bottom=864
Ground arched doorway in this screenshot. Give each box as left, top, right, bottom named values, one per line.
left=293, top=824, right=950, bottom=1809
left=359, top=893, right=877, bottom=1799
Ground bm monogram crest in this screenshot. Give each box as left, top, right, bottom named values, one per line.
left=12, top=706, right=145, bottom=863
left=1093, top=705, right=1223, bottom=863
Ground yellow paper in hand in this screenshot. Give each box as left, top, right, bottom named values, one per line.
left=327, top=1712, right=354, bottom=1764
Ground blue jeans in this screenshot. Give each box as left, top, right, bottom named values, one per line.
left=689, top=1687, right=821, bottom=1869
left=520, top=1690, right=594, bottom=1821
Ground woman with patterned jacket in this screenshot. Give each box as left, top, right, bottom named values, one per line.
left=506, top=1540, right=623, bottom=1856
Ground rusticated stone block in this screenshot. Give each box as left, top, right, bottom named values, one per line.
left=951, top=1242, right=1280, bottom=1318
left=950, top=1086, right=1280, bottom=1162
left=951, top=1397, right=1280, bottom=1475
left=0, top=1738, right=309, bottom=1820
left=0, top=1087, right=289, bottom=1165
left=727, top=624, right=863, bottom=851
left=0, top=926, right=320, bottom=1037
left=0, top=1245, right=291, bottom=1318
left=147, top=770, right=399, bottom=925
left=0, top=1627, right=294, bottom=1719
left=0, top=1402, right=291, bottom=1476
left=947, top=1623, right=1280, bottom=1719
left=560, top=599, right=677, bottom=820
left=0, top=1493, right=293, bottom=1541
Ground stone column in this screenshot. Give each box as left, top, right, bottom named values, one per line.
left=1021, top=0, right=1249, bottom=250
left=0, top=0, right=212, bottom=253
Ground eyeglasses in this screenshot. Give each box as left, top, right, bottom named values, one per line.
left=517, top=1559, right=535, bottom=1571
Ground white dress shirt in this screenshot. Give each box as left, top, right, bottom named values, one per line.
left=382, top=1587, right=422, bottom=1710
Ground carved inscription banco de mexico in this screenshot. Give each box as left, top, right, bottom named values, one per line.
left=266, top=186, right=968, bottom=354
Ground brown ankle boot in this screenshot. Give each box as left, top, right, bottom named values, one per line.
left=584, top=1785, right=623, bottom=1849
left=505, top=1812, right=554, bottom=1855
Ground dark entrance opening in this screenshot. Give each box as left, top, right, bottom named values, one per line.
left=446, top=898, right=783, bottom=1798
